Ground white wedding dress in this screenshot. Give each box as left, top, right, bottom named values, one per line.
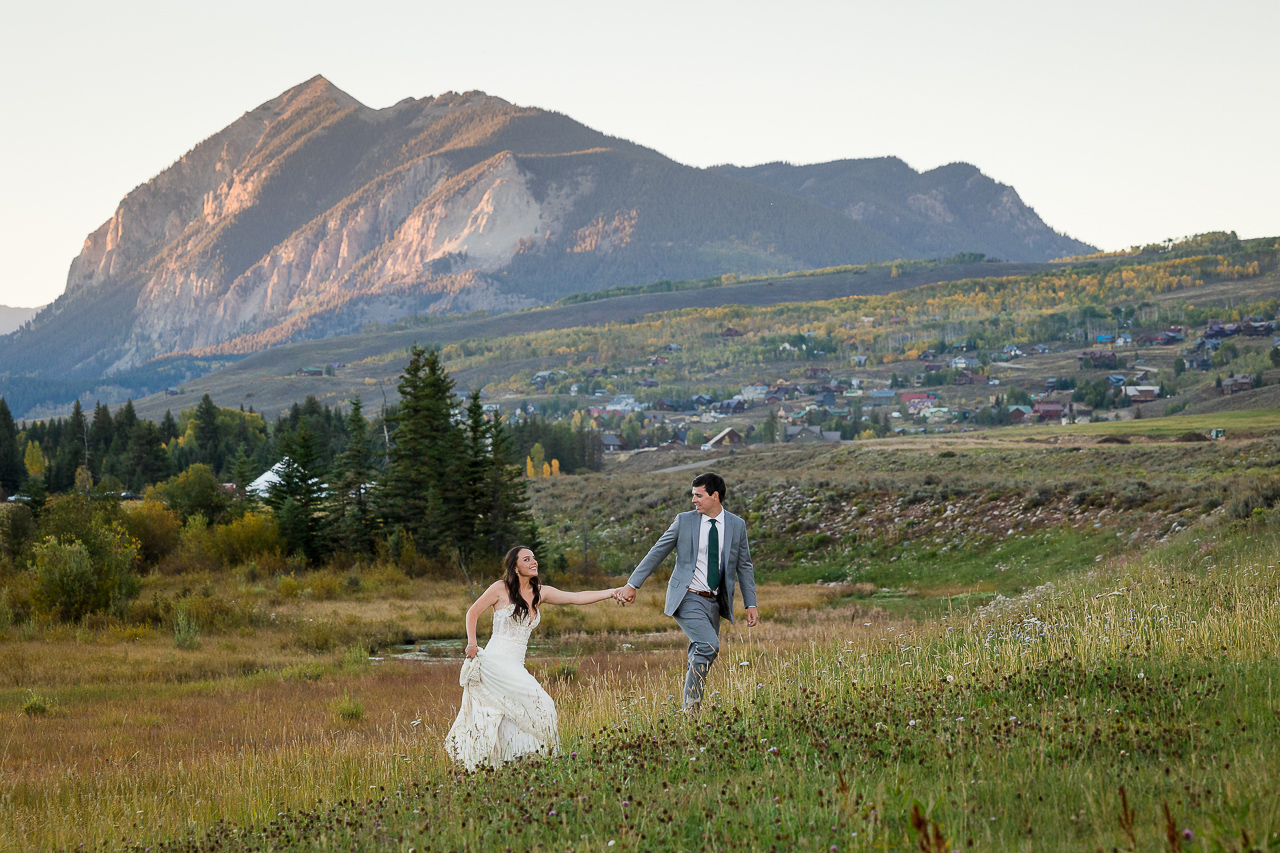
left=445, top=604, right=560, bottom=770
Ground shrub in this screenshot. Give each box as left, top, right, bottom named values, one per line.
left=333, top=692, right=363, bottom=723
left=157, top=516, right=221, bottom=575
left=32, top=533, right=139, bottom=623
left=21, top=689, right=52, bottom=717
left=211, top=512, right=284, bottom=566
left=1, top=503, right=36, bottom=564
left=308, top=572, right=343, bottom=601
left=0, top=587, right=12, bottom=631
left=173, top=601, right=202, bottom=650
left=122, top=500, right=182, bottom=565
left=147, top=464, right=231, bottom=524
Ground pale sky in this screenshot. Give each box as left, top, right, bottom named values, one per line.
left=3, top=0, right=1277, bottom=308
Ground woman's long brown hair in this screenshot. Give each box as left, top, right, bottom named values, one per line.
left=503, top=545, right=540, bottom=623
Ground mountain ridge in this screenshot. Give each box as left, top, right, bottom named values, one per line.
left=1, top=76, right=1093, bottom=392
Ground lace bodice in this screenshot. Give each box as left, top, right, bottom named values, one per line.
left=486, top=603, right=540, bottom=661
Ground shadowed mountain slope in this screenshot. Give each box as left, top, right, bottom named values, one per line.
left=711, top=158, right=1093, bottom=264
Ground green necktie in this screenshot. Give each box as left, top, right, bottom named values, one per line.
left=706, top=519, right=720, bottom=591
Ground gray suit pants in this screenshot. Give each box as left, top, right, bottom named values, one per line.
left=673, top=590, right=720, bottom=708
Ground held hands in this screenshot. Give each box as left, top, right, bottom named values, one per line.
left=612, top=584, right=637, bottom=606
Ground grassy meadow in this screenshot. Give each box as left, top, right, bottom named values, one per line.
left=3, top=436, right=1280, bottom=851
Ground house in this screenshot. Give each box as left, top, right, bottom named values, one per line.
left=588, top=367, right=606, bottom=376
left=1033, top=344, right=1051, bottom=355
left=1096, top=334, right=1116, bottom=344
left=1032, top=400, right=1065, bottom=421
left=1222, top=374, right=1255, bottom=394
left=955, top=371, right=980, bottom=385
left=764, top=392, right=786, bottom=405
left=785, top=425, right=842, bottom=443
left=1116, top=333, right=1133, bottom=347
left=713, top=398, right=746, bottom=414
left=805, top=366, right=831, bottom=379
left=852, top=355, right=869, bottom=368
left=1007, top=405, right=1033, bottom=424
left=1068, top=403, right=1094, bottom=423
left=1107, top=374, right=1128, bottom=386
left=950, top=356, right=980, bottom=370
left=1078, top=350, right=1119, bottom=369
left=690, top=394, right=715, bottom=407
left=606, top=393, right=643, bottom=412
left=296, top=367, right=325, bottom=377
left=569, top=383, right=579, bottom=396
left=866, top=389, right=897, bottom=404
left=741, top=382, right=772, bottom=400
left=665, top=343, right=683, bottom=352
left=702, top=427, right=744, bottom=450
left=248, top=462, right=286, bottom=496
left=638, top=377, right=659, bottom=388
left=1242, top=320, right=1275, bottom=337
left=815, top=391, right=837, bottom=407
left=648, top=356, right=669, bottom=366
left=1183, top=355, right=1212, bottom=371
left=721, top=327, right=744, bottom=337
left=989, top=352, right=1011, bottom=363
left=164, top=387, right=181, bottom=397
left=918, top=350, right=937, bottom=360
left=599, top=433, right=626, bottom=452
left=1002, top=344, right=1024, bottom=358
left=1122, top=385, right=1160, bottom=403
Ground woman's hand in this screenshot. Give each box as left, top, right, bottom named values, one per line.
left=465, top=643, right=479, bottom=659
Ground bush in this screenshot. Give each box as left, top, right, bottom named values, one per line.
left=157, top=516, right=221, bottom=575
left=21, top=689, right=53, bottom=717
left=173, top=600, right=202, bottom=650
left=1, top=503, right=36, bottom=564
left=32, top=532, right=139, bottom=623
left=148, top=464, right=231, bottom=524
left=122, top=500, right=182, bottom=565
left=333, top=692, right=363, bottom=723
left=211, top=512, right=284, bottom=566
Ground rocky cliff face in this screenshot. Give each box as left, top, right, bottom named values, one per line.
left=8, top=77, right=1093, bottom=379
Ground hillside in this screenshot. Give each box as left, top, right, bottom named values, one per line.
left=0, top=75, right=1092, bottom=401
left=712, top=158, right=1095, bottom=263
left=0, top=305, right=38, bottom=336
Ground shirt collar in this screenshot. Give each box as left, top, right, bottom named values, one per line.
left=701, top=509, right=725, bottom=526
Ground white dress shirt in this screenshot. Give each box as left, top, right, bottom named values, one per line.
left=689, top=509, right=726, bottom=592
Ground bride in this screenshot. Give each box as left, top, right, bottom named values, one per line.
left=445, top=545, right=620, bottom=770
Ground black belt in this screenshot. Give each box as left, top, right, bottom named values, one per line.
left=688, top=588, right=717, bottom=599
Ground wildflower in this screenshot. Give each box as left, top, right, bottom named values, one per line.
left=1182, top=829, right=1193, bottom=841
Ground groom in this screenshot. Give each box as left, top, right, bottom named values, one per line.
left=616, top=472, right=758, bottom=713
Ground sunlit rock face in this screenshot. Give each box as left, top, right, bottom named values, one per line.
left=30, top=76, right=1093, bottom=375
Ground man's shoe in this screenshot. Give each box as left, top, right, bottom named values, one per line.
left=680, top=702, right=701, bottom=716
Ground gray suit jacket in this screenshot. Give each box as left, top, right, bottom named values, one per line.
left=626, top=510, right=757, bottom=623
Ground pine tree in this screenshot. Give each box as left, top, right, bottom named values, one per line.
left=328, top=398, right=377, bottom=555
left=0, top=398, right=22, bottom=495
left=477, top=413, right=537, bottom=559
left=51, top=400, right=88, bottom=492
left=88, top=402, right=114, bottom=479
left=378, top=346, right=464, bottom=556
left=266, top=426, right=325, bottom=561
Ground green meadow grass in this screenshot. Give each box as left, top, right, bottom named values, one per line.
left=42, top=511, right=1273, bottom=853
left=1015, top=408, right=1280, bottom=438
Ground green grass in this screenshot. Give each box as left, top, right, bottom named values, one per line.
left=78, top=511, right=1280, bottom=853
left=1016, top=408, right=1280, bottom=437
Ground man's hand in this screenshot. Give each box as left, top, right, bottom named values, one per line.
left=745, top=606, right=759, bottom=628
left=617, top=584, right=637, bottom=605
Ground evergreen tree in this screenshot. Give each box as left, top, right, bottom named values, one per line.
left=116, top=421, right=170, bottom=492
left=378, top=346, right=464, bottom=556
left=193, top=394, right=222, bottom=469
left=159, top=409, right=179, bottom=443
left=476, top=412, right=538, bottom=559
left=0, top=398, right=22, bottom=495
left=88, top=402, right=114, bottom=479
left=327, top=398, right=377, bottom=556
left=266, top=426, right=325, bottom=561
left=50, top=400, right=88, bottom=492
left=230, top=445, right=257, bottom=501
